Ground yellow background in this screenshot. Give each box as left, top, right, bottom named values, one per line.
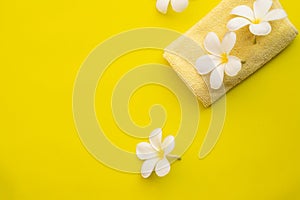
left=1, top=0, right=300, bottom=199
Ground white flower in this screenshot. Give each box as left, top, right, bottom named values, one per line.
left=156, top=0, right=189, bottom=14
left=195, top=32, right=242, bottom=90
left=136, top=128, right=176, bottom=178
left=227, top=0, right=287, bottom=36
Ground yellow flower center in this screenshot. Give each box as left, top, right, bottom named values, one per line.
left=252, top=18, right=261, bottom=24
left=220, top=53, right=228, bottom=64
left=157, top=149, right=165, bottom=159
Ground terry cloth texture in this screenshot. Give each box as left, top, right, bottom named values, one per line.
left=164, top=0, right=298, bottom=107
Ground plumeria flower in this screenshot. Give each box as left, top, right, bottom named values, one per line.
left=195, top=32, right=242, bottom=90
left=156, top=0, right=189, bottom=14
left=136, top=128, right=178, bottom=178
left=227, top=0, right=287, bottom=36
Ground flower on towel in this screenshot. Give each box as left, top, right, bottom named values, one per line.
left=156, top=0, right=189, bottom=14
left=136, top=128, right=177, bottom=178
left=227, top=0, right=287, bottom=36
left=195, top=32, right=242, bottom=90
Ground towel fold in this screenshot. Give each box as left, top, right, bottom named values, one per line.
left=164, top=0, right=298, bottom=107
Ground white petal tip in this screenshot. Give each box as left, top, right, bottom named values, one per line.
left=264, top=9, right=287, bottom=21
left=156, top=0, right=170, bottom=14
left=157, top=9, right=167, bottom=14
left=171, top=0, right=189, bottom=13
left=155, top=158, right=171, bottom=177
left=210, top=67, right=224, bottom=90
left=150, top=128, right=162, bottom=138
left=225, top=56, right=242, bottom=77
left=211, top=85, right=222, bottom=90
left=156, top=8, right=168, bottom=14
left=249, top=22, right=272, bottom=36
left=141, top=173, right=151, bottom=178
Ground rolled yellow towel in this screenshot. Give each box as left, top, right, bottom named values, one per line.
left=164, top=0, right=298, bottom=107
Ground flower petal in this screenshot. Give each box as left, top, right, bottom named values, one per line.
left=156, top=0, right=170, bottom=14
left=195, top=55, right=220, bottom=75
left=141, top=158, right=160, bottom=178
left=149, top=128, right=162, bottom=151
left=264, top=9, right=287, bottom=21
left=231, top=5, right=254, bottom=21
left=155, top=157, right=171, bottom=177
left=204, top=32, right=222, bottom=56
left=208, top=55, right=222, bottom=66
left=227, top=17, right=251, bottom=31
left=171, top=0, right=188, bottom=13
left=210, top=66, right=224, bottom=90
left=249, top=22, right=271, bottom=36
left=136, top=142, right=157, bottom=160
left=221, top=32, right=236, bottom=54
left=225, top=56, right=242, bottom=76
left=161, top=136, right=175, bottom=155
left=254, top=0, right=272, bottom=19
